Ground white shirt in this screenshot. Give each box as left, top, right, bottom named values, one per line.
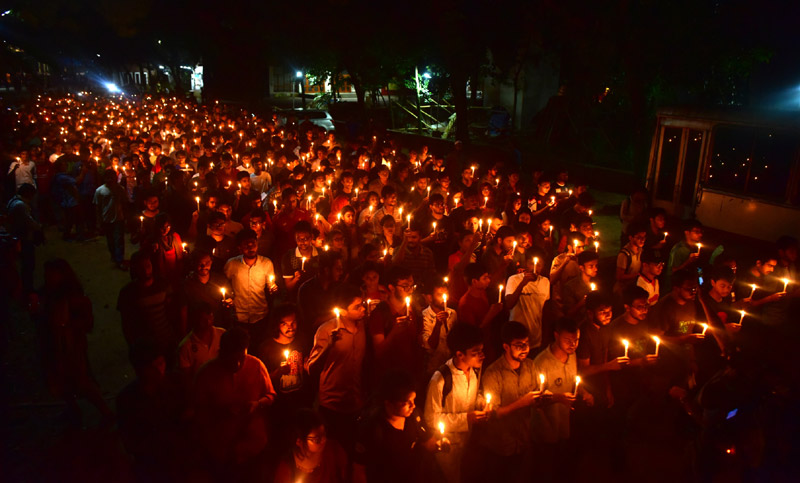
left=8, top=160, right=36, bottom=188
left=424, top=358, right=479, bottom=440
left=178, top=327, right=225, bottom=377
left=420, top=306, right=458, bottom=372
left=224, top=255, right=277, bottom=323
left=505, top=273, right=550, bottom=347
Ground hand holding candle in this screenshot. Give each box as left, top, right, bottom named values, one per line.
left=652, top=335, right=661, bottom=356
left=538, top=373, right=546, bottom=394
left=301, top=256, right=307, bottom=271
left=622, top=339, right=630, bottom=358
left=442, top=293, right=448, bottom=310
left=573, top=375, right=581, bottom=396
left=701, top=323, right=709, bottom=336
left=485, top=393, right=492, bottom=411
left=405, top=296, right=411, bottom=317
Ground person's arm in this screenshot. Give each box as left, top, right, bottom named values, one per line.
left=423, top=372, right=478, bottom=433
left=391, top=232, right=410, bottom=264
left=483, top=370, right=537, bottom=419
left=615, top=252, right=640, bottom=283
left=504, top=274, right=529, bottom=310
left=577, top=356, right=629, bottom=377
left=480, top=303, right=503, bottom=329
left=549, top=255, right=573, bottom=285
left=452, top=235, right=483, bottom=275
left=305, top=325, right=333, bottom=374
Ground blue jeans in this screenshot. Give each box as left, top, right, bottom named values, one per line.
left=103, top=221, right=125, bottom=264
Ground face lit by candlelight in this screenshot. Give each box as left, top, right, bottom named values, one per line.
left=278, top=314, right=297, bottom=339
left=710, top=277, right=734, bottom=299
left=580, top=259, right=599, bottom=279
left=386, top=391, right=416, bottom=419
left=196, top=254, right=212, bottom=277
left=755, top=258, right=777, bottom=276
left=553, top=328, right=580, bottom=355
left=344, top=297, right=366, bottom=321
left=626, top=298, right=650, bottom=322
left=505, top=337, right=530, bottom=362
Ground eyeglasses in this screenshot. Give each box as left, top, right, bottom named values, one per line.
left=306, top=434, right=327, bottom=444
left=396, top=283, right=415, bottom=291
left=510, top=342, right=530, bottom=350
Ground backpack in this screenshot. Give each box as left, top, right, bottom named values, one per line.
left=435, top=364, right=454, bottom=407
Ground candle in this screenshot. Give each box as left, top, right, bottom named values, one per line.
left=366, top=299, right=372, bottom=316
left=220, top=287, right=226, bottom=301
left=663, top=232, right=668, bottom=241
left=181, top=242, right=187, bottom=252
left=533, top=257, right=539, bottom=273
left=427, top=186, right=431, bottom=197
left=407, top=214, right=412, bottom=227
left=622, top=339, right=630, bottom=358
left=324, top=244, right=329, bottom=251
left=333, top=307, right=340, bottom=327
left=588, top=209, right=593, bottom=217
left=701, top=323, right=709, bottom=335
left=652, top=335, right=660, bottom=356
left=549, top=225, right=553, bottom=237
left=471, top=165, right=476, bottom=177
left=573, top=375, right=581, bottom=395
left=195, top=196, right=200, bottom=211
left=443, top=293, right=448, bottom=310
left=405, top=296, right=411, bottom=317
left=283, top=349, right=290, bottom=363
left=485, top=393, right=492, bottom=409
left=696, top=243, right=702, bottom=254
left=738, top=310, right=745, bottom=324
left=594, top=241, right=599, bottom=252
left=139, top=215, right=144, bottom=224
left=383, top=249, right=388, bottom=257
left=444, top=276, right=449, bottom=284
left=749, top=284, right=757, bottom=298
left=301, top=256, right=307, bottom=271
left=498, top=285, right=503, bottom=304
left=478, top=219, right=483, bottom=231
left=781, top=278, right=790, bottom=293
left=438, top=421, right=445, bottom=437
left=484, top=196, right=488, bottom=208
left=590, top=282, right=597, bottom=291
left=550, top=196, right=555, bottom=206
left=485, top=218, right=491, bottom=233
left=538, top=373, right=545, bottom=393
left=273, top=199, right=278, bottom=211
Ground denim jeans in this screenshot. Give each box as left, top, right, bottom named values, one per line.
left=103, top=221, right=125, bottom=264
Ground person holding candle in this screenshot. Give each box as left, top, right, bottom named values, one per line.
left=643, top=207, right=669, bottom=254
left=457, top=263, right=505, bottom=358
left=181, top=251, right=233, bottom=328
left=531, top=317, right=594, bottom=482
left=353, top=370, right=446, bottom=483
left=636, top=249, right=664, bottom=306
left=177, top=301, right=225, bottom=389
left=370, top=185, right=403, bottom=239
left=307, top=284, right=369, bottom=455
left=224, top=229, right=279, bottom=349
left=447, top=231, right=482, bottom=309
left=480, top=225, right=517, bottom=288
left=560, top=251, right=600, bottom=320
left=504, top=249, right=551, bottom=352
left=368, top=266, right=423, bottom=381
left=280, top=220, right=319, bottom=294
left=734, top=251, right=787, bottom=322
left=463, top=321, right=542, bottom=483
left=613, top=221, right=647, bottom=298
left=297, top=251, right=345, bottom=332
left=665, top=219, right=704, bottom=292
left=391, top=221, right=436, bottom=285
left=423, top=322, right=487, bottom=483
left=195, top=212, right=238, bottom=273
left=421, top=280, right=459, bottom=373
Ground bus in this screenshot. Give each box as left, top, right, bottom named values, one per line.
left=646, top=107, right=800, bottom=242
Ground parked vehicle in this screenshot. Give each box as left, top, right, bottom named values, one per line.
left=276, top=108, right=336, bottom=132
left=646, top=107, right=800, bottom=242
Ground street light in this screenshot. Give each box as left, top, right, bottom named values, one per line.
left=295, top=71, right=306, bottom=110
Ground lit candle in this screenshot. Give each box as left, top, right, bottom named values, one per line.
left=432, top=221, right=437, bottom=232
left=324, top=244, right=329, bottom=252
left=538, top=373, right=546, bottom=393
left=622, top=339, right=630, bottom=358
left=550, top=196, right=555, bottom=206
left=510, top=240, right=517, bottom=256
left=471, top=165, right=476, bottom=177
left=139, top=215, right=144, bottom=224
left=652, top=335, right=660, bottom=356
left=663, top=232, right=668, bottom=241
left=484, top=196, right=488, bottom=208
left=220, top=287, right=226, bottom=301
left=195, top=196, right=200, bottom=211
left=485, top=392, right=492, bottom=409
left=573, top=375, right=581, bottom=395
left=498, top=285, right=503, bottom=304
left=701, top=323, right=709, bottom=335
left=533, top=257, right=539, bottom=273
left=407, top=214, right=412, bottom=226
left=427, top=186, right=431, bottom=197
left=485, top=218, right=491, bottom=233
left=588, top=209, right=593, bottom=217
left=749, top=284, right=757, bottom=298
left=479, top=219, right=483, bottom=231
left=333, top=307, right=340, bottom=328
left=405, top=296, right=411, bottom=317
left=738, top=310, right=746, bottom=324
left=590, top=282, right=597, bottom=291
left=781, top=278, right=790, bottom=293
left=181, top=242, right=187, bottom=252
left=283, top=349, right=290, bottom=363
left=696, top=243, right=702, bottom=254
left=443, top=293, right=448, bottom=311
left=366, top=299, right=372, bottom=316
left=594, top=241, right=599, bottom=252
left=438, top=421, right=445, bottom=437
left=383, top=249, right=388, bottom=258
left=301, top=256, right=307, bottom=271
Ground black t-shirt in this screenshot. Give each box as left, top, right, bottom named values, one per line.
left=182, top=272, right=232, bottom=327
left=577, top=321, right=612, bottom=407
left=256, top=336, right=310, bottom=395
left=648, top=292, right=701, bottom=337
left=195, top=234, right=238, bottom=272
left=354, top=411, right=431, bottom=483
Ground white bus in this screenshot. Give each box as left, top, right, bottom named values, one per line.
left=646, top=107, right=800, bottom=242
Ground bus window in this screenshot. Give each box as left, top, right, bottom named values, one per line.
left=679, top=130, right=704, bottom=205
left=706, top=125, right=797, bottom=203
left=655, top=127, right=682, bottom=201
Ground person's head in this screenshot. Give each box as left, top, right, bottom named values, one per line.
left=291, top=409, right=327, bottom=458
left=16, top=183, right=36, bottom=201
left=501, top=321, right=530, bottom=361
left=333, top=283, right=366, bottom=321
left=248, top=209, right=266, bottom=234
left=641, top=249, right=664, bottom=278
left=753, top=251, right=779, bottom=276
left=585, top=292, right=613, bottom=326
left=217, top=200, right=233, bottom=221
left=43, top=258, right=81, bottom=293
left=386, top=266, right=414, bottom=302
left=129, top=250, right=153, bottom=282
left=281, top=187, right=298, bottom=210
left=378, top=370, right=417, bottom=419
left=318, top=250, right=344, bottom=282
left=103, top=168, right=117, bottom=185
left=566, top=232, right=587, bottom=254
left=537, top=179, right=551, bottom=195
left=457, top=231, right=475, bottom=253
left=577, top=251, right=599, bottom=279
left=194, top=251, right=212, bottom=277
left=623, top=286, right=650, bottom=321
left=380, top=185, right=397, bottom=207
left=776, top=235, right=799, bottom=263
left=649, top=207, right=667, bottom=230
left=207, top=212, right=227, bottom=237
left=575, top=215, right=594, bottom=239
left=405, top=222, right=422, bottom=249
left=429, top=193, right=445, bottom=216
left=627, top=221, right=648, bottom=249
left=236, top=228, right=259, bottom=258
left=683, top=219, right=703, bottom=244
left=447, top=323, right=485, bottom=369
left=553, top=317, right=580, bottom=355
left=495, top=226, right=516, bottom=252
left=672, top=270, right=699, bottom=302
left=188, top=301, right=215, bottom=333
left=525, top=248, right=546, bottom=275
left=294, top=221, right=314, bottom=252
left=218, top=327, right=250, bottom=373
left=465, top=262, right=490, bottom=290
left=360, top=262, right=381, bottom=291
left=709, top=266, right=736, bottom=299
left=271, top=303, right=298, bottom=340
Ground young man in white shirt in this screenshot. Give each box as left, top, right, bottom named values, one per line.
left=421, top=279, right=458, bottom=374
left=505, top=249, right=551, bottom=350
left=424, top=322, right=489, bottom=483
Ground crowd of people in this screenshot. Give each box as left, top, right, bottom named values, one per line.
left=2, top=93, right=799, bottom=482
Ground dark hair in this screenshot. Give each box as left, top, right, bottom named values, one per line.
left=501, top=321, right=529, bottom=345
left=187, top=300, right=214, bottom=321
left=577, top=251, right=599, bottom=266
left=291, top=409, right=325, bottom=447
left=776, top=235, right=798, bottom=252
left=333, top=283, right=363, bottom=308
left=386, top=266, right=413, bottom=287
left=447, top=322, right=484, bottom=355
left=710, top=266, right=736, bottom=284
left=464, top=262, right=488, bottom=285
left=623, top=285, right=650, bottom=306
left=585, top=292, right=612, bottom=312
left=649, top=207, right=667, bottom=219
left=219, top=327, right=250, bottom=356
left=554, top=317, right=580, bottom=334
left=318, top=250, right=342, bottom=271
left=627, top=220, right=649, bottom=238
left=236, top=170, right=250, bottom=181
left=495, top=225, right=516, bottom=241
left=249, top=208, right=266, bottom=221
left=236, top=228, right=258, bottom=245
left=380, top=185, right=396, bottom=198
left=576, top=192, right=594, bottom=208
left=378, top=369, right=416, bottom=403
left=683, top=219, right=703, bottom=232
left=154, top=210, right=172, bottom=230
left=671, top=269, right=697, bottom=289
left=293, top=220, right=313, bottom=236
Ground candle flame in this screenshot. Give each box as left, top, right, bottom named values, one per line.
left=283, top=350, right=290, bottom=360
left=438, top=421, right=445, bottom=435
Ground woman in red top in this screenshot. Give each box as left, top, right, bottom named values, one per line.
left=150, top=212, right=186, bottom=288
